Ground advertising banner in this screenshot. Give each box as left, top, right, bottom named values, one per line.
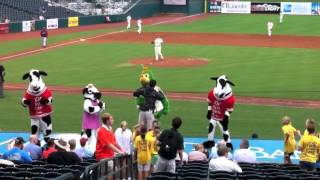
left=0, top=23, right=9, bottom=34
left=22, top=21, right=32, bottom=32
left=281, top=2, right=312, bottom=15
left=311, top=2, right=320, bottom=15
left=208, top=0, right=221, bottom=13
left=221, top=1, right=251, bottom=14
left=46, top=18, right=58, bottom=29
left=68, top=17, right=79, bottom=27
left=163, top=0, right=186, bottom=5
left=251, top=2, right=280, bottom=14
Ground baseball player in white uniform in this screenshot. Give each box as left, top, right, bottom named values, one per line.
left=126, top=15, right=131, bottom=29
left=137, top=19, right=142, bottom=34
left=267, top=21, right=274, bottom=37
left=279, top=12, right=283, bottom=23
left=152, top=35, right=164, bottom=61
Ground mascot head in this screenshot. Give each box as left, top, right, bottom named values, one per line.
left=139, top=66, right=155, bottom=87
left=82, top=84, right=102, bottom=100
left=210, top=75, right=235, bottom=101
left=22, top=69, right=47, bottom=95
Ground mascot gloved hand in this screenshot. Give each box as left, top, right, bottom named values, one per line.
left=81, top=84, right=105, bottom=148
left=207, top=75, right=235, bottom=151
left=136, top=66, right=169, bottom=120
left=22, top=69, right=53, bottom=142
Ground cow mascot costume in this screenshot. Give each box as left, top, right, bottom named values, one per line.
left=81, top=84, right=105, bottom=147
left=207, top=75, right=235, bottom=150
left=22, top=69, right=53, bottom=141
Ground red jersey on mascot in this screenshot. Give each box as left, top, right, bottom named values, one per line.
left=207, top=75, right=235, bottom=150
left=22, top=69, right=53, bottom=141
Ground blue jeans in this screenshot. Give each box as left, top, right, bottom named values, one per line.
left=300, top=161, right=316, bottom=171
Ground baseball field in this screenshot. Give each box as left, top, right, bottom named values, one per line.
left=0, top=14, right=319, bottom=139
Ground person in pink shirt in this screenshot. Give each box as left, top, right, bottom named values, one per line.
left=188, top=144, right=207, bottom=162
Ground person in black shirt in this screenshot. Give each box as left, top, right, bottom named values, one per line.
left=47, top=138, right=81, bottom=165
left=133, top=80, right=164, bottom=130
left=0, top=65, right=5, bottom=98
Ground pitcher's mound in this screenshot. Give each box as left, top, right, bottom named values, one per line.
left=129, top=57, right=208, bottom=67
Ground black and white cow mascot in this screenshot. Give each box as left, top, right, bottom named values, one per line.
left=207, top=75, right=235, bottom=150
left=81, top=84, right=105, bottom=147
left=22, top=69, right=53, bottom=141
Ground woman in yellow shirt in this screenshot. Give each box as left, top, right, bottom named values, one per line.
left=281, top=116, right=301, bottom=164
left=134, top=126, right=152, bottom=180
left=146, top=125, right=161, bottom=173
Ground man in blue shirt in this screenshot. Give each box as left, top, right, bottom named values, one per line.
left=2, top=137, right=32, bottom=164
left=24, top=135, right=42, bottom=160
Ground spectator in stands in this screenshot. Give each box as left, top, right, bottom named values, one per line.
left=210, top=140, right=233, bottom=160
left=132, top=124, right=141, bottom=143
left=75, top=138, right=93, bottom=159
left=209, top=145, right=242, bottom=173
left=281, top=116, right=301, bottom=164
left=47, top=138, right=81, bottom=165
left=68, top=139, right=77, bottom=152
left=146, top=121, right=161, bottom=172
left=95, top=113, right=125, bottom=162
left=24, top=135, right=42, bottom=160
left=134, top=125, right=152, bottom=180
left=175, top=151, right=188, bottom=164
left=42, top=138, right=56, bottom=159
left=155, top=117, right=184, bottom=173
left=2, top=137, right=32, bottom=164
left=0, top=65, right=5, bottom=98
left=299, top=118, right=320, bottom=171
left=234, top=138, right=256, bottom=163
left=188, top=144, right=207, bottom=162
left=115, top=120, right=132, bottom=155
left=4, top=17, right=10, bottom=24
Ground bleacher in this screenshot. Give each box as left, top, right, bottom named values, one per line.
left=147, top=161, right=320, bottom=180
left=0, top=0, right=84, bottom=22
left=0, top=158, right=97, bottom=180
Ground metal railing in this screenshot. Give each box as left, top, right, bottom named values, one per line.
left=83, top=154, right=136, bottom=180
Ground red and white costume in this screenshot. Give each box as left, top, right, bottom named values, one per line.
left=207, top=75, right=235, bottom=147
left=22, top=69, right=53, bottom=140
left=23, top=87, right=52, bottom=119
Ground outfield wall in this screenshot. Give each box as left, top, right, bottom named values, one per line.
left=5, top=0, right=204, bottom=33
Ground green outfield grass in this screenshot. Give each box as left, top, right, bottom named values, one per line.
left=2, top=43, right=320, bottom=99
left=0, top=91, right=319, bottom=139
left=145, top=14, right=320, bottom=36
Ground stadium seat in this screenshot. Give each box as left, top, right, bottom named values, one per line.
left=269, top=175, right=296, bottom=180
left=1, top=167, right=20, bottom=173
left=209, top=172, right=237, bottom=179
left=299, top=177, right=320, bottom=180
left=147, top=175, right=176, bottom=180
left=43, top=164, right=62, bottom=169
left=15, top=171, right=38, bottom=178
left=18, top=163, right=34, bottom=169
left=31, top=161, right=46, bottom=166
left=30, top=167, right=50, bottom=174
left=181, top=176, right=204, bottom=180
left=239, top=174, right=266, bottom=180
left=0, top=175, right=23, bottom=180
left=42, top=172, right=62, bottom=178
left=30, top=177, right=49, bottom=180
left=180, top=172, right=207, bottom=179
left=151, top=172, right=177, bottom=178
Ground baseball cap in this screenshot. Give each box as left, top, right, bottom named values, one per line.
left=15, top=137, right=25, bottom=145
left=80, top=137, right=88, bottom=146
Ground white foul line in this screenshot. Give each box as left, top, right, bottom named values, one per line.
left=0, top=14, right=203, bottom=61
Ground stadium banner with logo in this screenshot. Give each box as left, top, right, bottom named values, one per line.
left=251, top=2, right=280, bottom=14
left=0, top=23, right=9, bottom=34
left=281, top=2, right=312, bottom=15
left=46, top=18, right=58, bottom=29
left=221, top=1, right=251, bottom=14
left=208, top=0, right=221, bottom=13
left=311, top=2, right=320, bottom=15
left=163, top=0, right=186, bottom=5
left=22, top=21, right=32, bottom=32
left=68, top=16, right=79, bottom=27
